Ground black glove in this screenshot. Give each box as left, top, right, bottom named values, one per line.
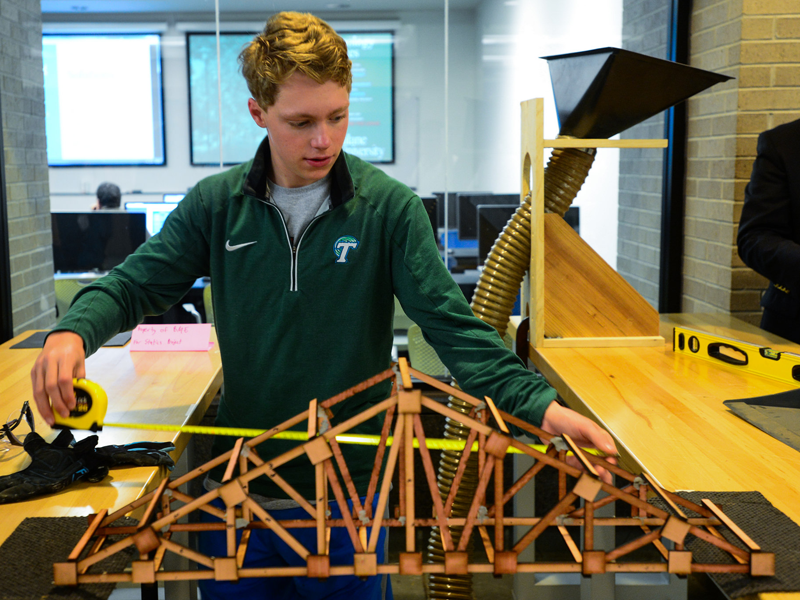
left=0, top=430, right=107, bottom=504
left=95, top=441, right=175, bottom=470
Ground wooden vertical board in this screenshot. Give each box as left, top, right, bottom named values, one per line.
left=522, top=98, right=545, bottom=347
left=543, top=214, right=660, bottom=339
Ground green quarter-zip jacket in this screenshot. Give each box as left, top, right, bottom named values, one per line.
left=55, top=137, right=557, bottom=499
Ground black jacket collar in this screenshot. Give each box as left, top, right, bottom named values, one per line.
left=243, top=135, right=355, bottom=208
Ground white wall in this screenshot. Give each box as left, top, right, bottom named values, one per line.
left=46, top=9, right=478, bottom=208
left=472, top=0, right=623, bottom=267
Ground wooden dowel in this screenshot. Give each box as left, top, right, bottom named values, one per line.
left=308, top=398, right=318, bottom=439
left=324, top=460, right=364, bottom=553
left=151, top=488, right=222, bottom=532
left=69, top=509, right=108, bottom=561
left=315, top=462, right=326, bottom=555
left=705, top=525, right=747, bottom=564
left=222, top=438, right=244, bottom=483
left=421, top=397, right=493, bottom=437
left=701, top=499, right=761, bottom=551
left=599, top=481, right=669, bottom=520
left=366, top=404, right=395, bottom=519
left=557, top=525, right=582, bottom=563
left=80, top=535, right=107, bottom=574
left=643, top=473, right=686, bottom=518
left=584, top=501, right=594, bottom=551
left=605, top=528, right=662, bottom=561
left=398, top=424, right=406, bottom=527
left=78, top=535, right=135, bottom=571
left=170, top=490, right=225, bottom=520
left=688, top=526, right=750, bottom=560
left=259, top=465, right=316, bottom=518
left=457, top=455, right=496, bottom=552
left=513, top=492, right=578, bottom=555
left=443, top=426, right=479, bottom=518
left=159, top=537, right=214, bottom=569
left=321, top=397, right=397, bottom=444
left=508, top=437, right=582, bottom=478
left=140, top=478, right=170, bottom=527
left=329, top=436, right=365, bottom=517
left=478, top=526, right=495, bottom=563
left=403, top=413, right=416, bottom=552
left=639, top=525, right=670, bottom=560
left=484, top=396, right=509, bottom=433
left=488, top=446, right=554, bottom=517
left=226, top=505, right=237, bottom=557
left=494, top=454, right=505, bottom=551
left=562, top=434, right=599, bottom=478
left=244, top=498, right=310, bottom=560
left=570, top=484, right=633, bottom=518
left=413, top=415, right=452, bottom=551
left=558, top=450, right=567, bottom=499
left=153, top=533, right=170, bottom=571
left=368, top=415, right=404, bottom=553
left=406, top=366, right=482, bottom=407
left=320, top=367, right=396, bottom=410
left=237, top=530, right=251, bottom=568
left=398, top=357, right=413, bottom=389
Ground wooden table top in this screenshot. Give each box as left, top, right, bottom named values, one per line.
left=513, top=313, right=800, bottom=599
left=0, top=329, right=222, bottom=545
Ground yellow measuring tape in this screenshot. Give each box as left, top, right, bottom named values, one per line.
left=673, top=326, right=800, bottom=386
left=55, top=379, right=600, bottom=456
left=103, top=422, right=558, bottom=454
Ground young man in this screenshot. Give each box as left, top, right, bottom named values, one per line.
left=32, top=12, right=616, bottom=600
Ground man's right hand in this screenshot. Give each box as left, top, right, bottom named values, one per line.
left=30, top=331, right=86, bottom=426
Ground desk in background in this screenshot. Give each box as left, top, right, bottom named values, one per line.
left=0, top=329, right=222, bottom=547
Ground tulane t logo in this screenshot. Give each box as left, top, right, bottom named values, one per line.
left=333, top=235, right=360, bottom=263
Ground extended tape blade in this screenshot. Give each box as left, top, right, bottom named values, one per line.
left=672, top=326, right=800, bottom=387
left=103, top=421, right=601, bottom=455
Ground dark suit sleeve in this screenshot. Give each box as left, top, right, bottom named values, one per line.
left=737, top=129, right=800, bottom=295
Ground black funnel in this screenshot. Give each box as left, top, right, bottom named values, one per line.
left=541, top=47, right=732, bottom=139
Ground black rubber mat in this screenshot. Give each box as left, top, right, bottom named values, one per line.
left=0, top=516, right=136, bottom=600
left=651, top=491, right=800, bottom=598
left=725, top=388, right=800, bottom=453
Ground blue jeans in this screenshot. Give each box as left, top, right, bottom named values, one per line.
left=197, top=496, right=393, bottom=600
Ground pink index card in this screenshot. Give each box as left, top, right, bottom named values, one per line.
left=130, top=324, right=213, bottom=352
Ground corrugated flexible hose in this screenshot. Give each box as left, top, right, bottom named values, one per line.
left=424, top=145, right=596, bottom=599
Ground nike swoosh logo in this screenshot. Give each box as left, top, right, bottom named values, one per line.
left=226, top=240, right=257, bottom=251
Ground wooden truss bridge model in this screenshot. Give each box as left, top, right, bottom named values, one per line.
left=54, top=358, right=774, bottom=586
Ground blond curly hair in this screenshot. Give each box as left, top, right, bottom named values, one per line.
left=240, top=12, right=352, bottom=109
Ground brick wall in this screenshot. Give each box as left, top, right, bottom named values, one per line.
left=727, top=0, right=800, bottom=325
left=682, top=0, right=742, bottom=315
left=683, top=0, right=800, bottom=324
left=1, top=0, right=54, bottom=334
left=618, top=0, right=672, bottom=309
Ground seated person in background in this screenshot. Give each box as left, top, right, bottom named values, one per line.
left=93, top=182, right=121, bottom=210
left=737, top=118, right=800, bottom=344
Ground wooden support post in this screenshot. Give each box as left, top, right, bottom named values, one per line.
left=584, top=500, right=594, bottom=551
left=368, top=414, right=405, bottom=553
left=404, top=412, right=415, bottom=552
left=494, top=450, right=504, bottom=552
left=316, top=462, right=327, bottom=555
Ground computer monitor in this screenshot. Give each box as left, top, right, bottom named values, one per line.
left=125, top=202, right=180, bottom=235
left=420, top=196, right=438, bottom=242
left=477, top=204, right=519, bottom=265
left=457, top=193, right=519, bottom=241
left=51, top=212, right=148, bottom=273
left=163, top=193, right=186, bottom=203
